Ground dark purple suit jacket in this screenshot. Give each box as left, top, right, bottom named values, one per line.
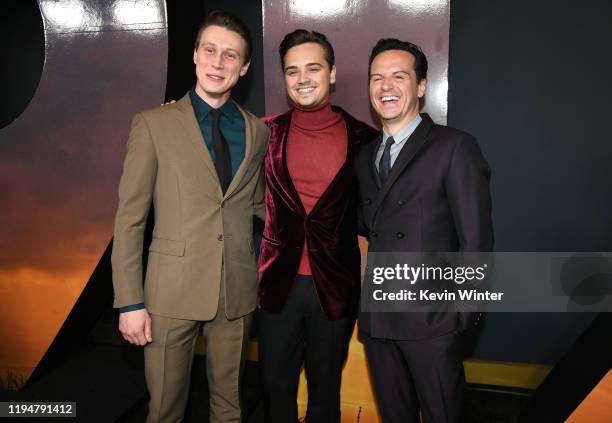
left=356, top=113, right=494, bottom=339
left=257, top=107, right=377, bottom=320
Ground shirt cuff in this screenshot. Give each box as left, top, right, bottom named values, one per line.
left=119, top=303, right=145, bottom=313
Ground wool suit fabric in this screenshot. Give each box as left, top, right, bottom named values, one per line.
left=112, top=93, right=269, bottom=422
left=356, top=113, right=493, bottom=423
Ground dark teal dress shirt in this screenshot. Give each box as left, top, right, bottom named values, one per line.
left=189, top=89, right=246, bottom=177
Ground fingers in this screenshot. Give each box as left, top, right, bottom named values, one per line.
left=144, top=315, right=153, bottom=343
left=133, top=330, right=148, bottom=346
left=120, top=323, right=143, bottom=345
left=120, top=328, right=140, bottom=345
left=118, top=309, right=152, bottom=346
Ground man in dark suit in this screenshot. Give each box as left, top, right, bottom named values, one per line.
left=355, top=38, right=494, bottom=422
left=256, top=30, right=377, bottom=422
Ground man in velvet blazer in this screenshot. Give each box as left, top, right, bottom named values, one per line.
left=356, top=39, right=493, bottom=422
left=256, top=30, right=377, bottom=422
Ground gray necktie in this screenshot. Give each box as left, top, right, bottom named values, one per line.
left=378, top=136, right=395, bottom=183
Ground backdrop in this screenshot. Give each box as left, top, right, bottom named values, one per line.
left=0, top=0, right=167, bottom=387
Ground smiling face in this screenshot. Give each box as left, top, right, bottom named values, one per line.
left=369, top=49, right=426, bottom=134
left=283, top=42, right=336, bottom=109
left=193, top=25, right=250, bottom=108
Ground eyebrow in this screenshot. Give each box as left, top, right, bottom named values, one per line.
left=370, top=70, right=410, bottom=77
left=284, top=62, right=324, bottom=71
left=200, top=42, right=239, bottom=54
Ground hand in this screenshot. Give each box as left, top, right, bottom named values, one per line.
left=119, top=308, right=152, bottom=346
left=160, top=99, right=176, bottom=106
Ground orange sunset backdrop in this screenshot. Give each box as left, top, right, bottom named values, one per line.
left=0, top=0, right=167, bottom=387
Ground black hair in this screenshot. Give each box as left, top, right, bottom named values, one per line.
left=279, top=29, right=335, bottom=70
left=368, top=38, right=428, bottom=82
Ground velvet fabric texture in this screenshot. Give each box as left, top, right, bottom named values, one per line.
left=258, top=106, right=378, bottom=320
left=286, top=102, right=347, bottom=275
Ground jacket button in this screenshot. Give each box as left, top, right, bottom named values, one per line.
left=371, top=232, right=378, bottom=238
left=364, top=198, right=372, bottom=205
left=398, top=199, right=406, bottom=205
left=396, top=232, right=404, bottom=239
left=217, top=234, right=224, bottom=241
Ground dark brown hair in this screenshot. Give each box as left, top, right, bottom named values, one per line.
left=279, top=29, right=335, bottom=70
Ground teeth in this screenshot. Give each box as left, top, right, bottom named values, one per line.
left=381, top=96, right=399, bottom=102
left=297, top=87, right=315, bottom=93
left=208, top=75, right=223, bottom=80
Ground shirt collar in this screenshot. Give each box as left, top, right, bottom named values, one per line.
left=189, top=88, right=242, bottom=123
left=382, top=113, right=423, bottom=145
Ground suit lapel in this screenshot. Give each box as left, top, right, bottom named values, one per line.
left=370, top=134, right=384, bottom=188
left=370, top=114, right=434, bottom=223
left=224, top=103, right=255, bottom=199
left=175, top=94, right=220, bottom=186
left=275, top=113, right=307, bottom=216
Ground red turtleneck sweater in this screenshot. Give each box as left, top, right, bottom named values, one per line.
left=286, top=101, right=347, bottom=275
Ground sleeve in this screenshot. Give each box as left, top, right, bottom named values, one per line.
left=253, top=124, right=269, bottom=223
left=253, top=164, right=266, bottom=222
left=357, top=199, right=370, bottom=237
left=445, top=135, right=494, bottom=252
left=111, top=113, right=158, bottom=308
left=118, top=303, right=145, bottom=313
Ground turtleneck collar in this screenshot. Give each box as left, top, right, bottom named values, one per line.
left=291, top=100, right=343, bottom=131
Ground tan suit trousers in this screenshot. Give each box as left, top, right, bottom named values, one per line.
left=144, top=278, right=251, bottom=423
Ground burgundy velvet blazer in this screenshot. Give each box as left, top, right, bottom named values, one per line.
left=257, top=106, right=378, bottom=320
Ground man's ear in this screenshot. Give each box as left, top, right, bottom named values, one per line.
left=330, top=65, right=337, bottom=85
left=193, top=48, right=198, bottom=65
left=239, top=60, right=251, bottom=77
left=417, top=78, right=427, bottom=98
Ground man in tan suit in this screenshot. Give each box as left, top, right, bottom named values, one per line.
left=111, top=11, right=269, bottom=423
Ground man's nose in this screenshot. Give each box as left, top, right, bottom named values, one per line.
left=297, top=70, right=308, bottom=84
left=212, top=53, right=223, bottom=69
left=381, top=77, right=393, bottom=91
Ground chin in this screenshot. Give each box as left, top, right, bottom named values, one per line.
left=292, top=99, right=312, bottom=108
left=204, top=86, right=226, bottom=96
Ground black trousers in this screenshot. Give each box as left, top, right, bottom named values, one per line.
left=257, top=275, right=355, bottom=423
left=363, top=330, right=467, bottom=423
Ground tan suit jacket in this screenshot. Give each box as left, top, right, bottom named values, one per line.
left=111, top=93, right=269, bottom=321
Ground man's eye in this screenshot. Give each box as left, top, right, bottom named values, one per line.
left=308, top=67, right=321, bottom=72
left=286, top=71, right=297, bottom=76
left=225, top=52, right=237, bottom=60
left=205, top=48, right=214, bottom=54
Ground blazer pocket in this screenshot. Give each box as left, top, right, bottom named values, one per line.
left=262, top=234, right=281, bottom=246
left=149, top=237, right=186, bottom=256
